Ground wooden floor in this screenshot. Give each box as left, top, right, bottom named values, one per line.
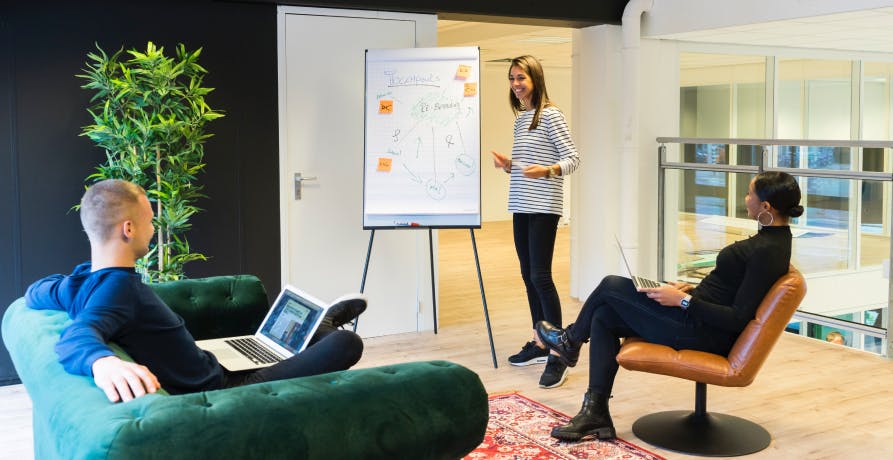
left=3, top=221, right=893, bottom=459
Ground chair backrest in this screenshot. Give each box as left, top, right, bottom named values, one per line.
left=724, top=265, right=806, bottom=386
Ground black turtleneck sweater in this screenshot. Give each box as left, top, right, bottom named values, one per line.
left=688, top=225, right=793, bottom=352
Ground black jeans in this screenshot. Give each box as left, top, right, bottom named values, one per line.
left=223, top=324, right=363, bottom=387
left=567, top=275, right=726, bottom=394
left=513, top=212, right=562, bottom=329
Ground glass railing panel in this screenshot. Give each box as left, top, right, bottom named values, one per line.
left=659, top=138, right=892, bottom=356
left=663, top=169, right=757, bottom=283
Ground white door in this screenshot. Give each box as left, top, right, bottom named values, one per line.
left=278, top=8, right=438, bottom=337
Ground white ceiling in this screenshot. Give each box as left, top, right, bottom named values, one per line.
left=653, top=6, right=893, bottom=54
left=437, top=7, right=893, bottom=70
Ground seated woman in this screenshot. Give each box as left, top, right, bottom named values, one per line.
left=535, top=171, right=803, bottom=441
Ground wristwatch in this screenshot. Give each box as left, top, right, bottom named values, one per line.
left=546, top=165, right=558, bottom=178
left=680, top=295, right=692, bottom=310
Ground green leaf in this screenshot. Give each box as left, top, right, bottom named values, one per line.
left=79, top=40, right=220, bottom=281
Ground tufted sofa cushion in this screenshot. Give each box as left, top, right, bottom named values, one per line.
left=2, top=276, right=489, bottom=459
left=150, top=274, right=270, bottom=340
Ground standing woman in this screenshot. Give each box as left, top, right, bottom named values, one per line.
left=491, top=55, right=580, bottom=388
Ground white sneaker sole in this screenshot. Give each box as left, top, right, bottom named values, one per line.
left=508, top=356, right=548, bottom=367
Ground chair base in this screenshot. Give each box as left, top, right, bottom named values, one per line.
left=632, top=410, right=771, bottom=457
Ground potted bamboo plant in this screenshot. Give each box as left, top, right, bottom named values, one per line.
left=79, top=41, right=224, bottom=282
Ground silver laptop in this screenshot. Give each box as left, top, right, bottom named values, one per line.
left=196, top=285, right=330, bottom=372
left=615, top=235, right=663, bottom=290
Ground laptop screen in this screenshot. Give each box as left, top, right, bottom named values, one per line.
left=614, top=235, right=634, bottom=277
left=259, top=290, right=325, bottom=353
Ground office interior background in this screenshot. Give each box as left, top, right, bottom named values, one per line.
left=2, top=0, right=892, bottom=387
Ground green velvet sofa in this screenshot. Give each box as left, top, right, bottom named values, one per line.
left=2, top=275, right=488, bottom=460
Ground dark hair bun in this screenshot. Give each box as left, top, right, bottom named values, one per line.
left=787, top=205, right=804, bottom=218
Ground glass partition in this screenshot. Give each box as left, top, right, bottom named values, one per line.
left=674, top=50, right=892, bottom=354
left=777, top=59, right=852, bottom=140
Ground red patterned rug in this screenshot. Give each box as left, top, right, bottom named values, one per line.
left=465, top=393, right=665, bottom=460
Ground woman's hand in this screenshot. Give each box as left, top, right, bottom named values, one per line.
left=491, top=151, right=510, bottom=171
left=522, top=164, right=551, bottom=179
left=638, top=284, right=688, bottom=308
left=667, top=280, right=695, bottom=293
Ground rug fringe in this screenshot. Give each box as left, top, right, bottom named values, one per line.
left=486, top=390, right=520, bottom=398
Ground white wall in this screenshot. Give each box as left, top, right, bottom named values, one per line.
left=480, top=62, right=573, bottom=222
left=569, top=25, right=679, bottom=300
left=480, top=63, right=514, bottom=222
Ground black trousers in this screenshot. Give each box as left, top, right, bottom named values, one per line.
left=567, top=275, right=727, bottom=394
left=223, top=324, right=363, bottom=387
left=513, top=212, right=562, bottom=329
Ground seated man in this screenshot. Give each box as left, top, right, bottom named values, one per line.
left=25, top=179, right=365, bottom=403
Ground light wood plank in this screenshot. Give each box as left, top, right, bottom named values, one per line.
left=2, top=220, right=892, bottom=459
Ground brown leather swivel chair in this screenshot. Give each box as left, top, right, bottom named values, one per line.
left=616, top=266, right=806, bottom=456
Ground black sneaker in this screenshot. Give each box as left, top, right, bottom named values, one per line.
left=538, top=355, right=569, bottom=389
left=322, top=293, right=367, bottom=329
left=508, top=341, right=549, bottom=366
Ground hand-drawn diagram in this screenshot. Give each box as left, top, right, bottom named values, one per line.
left=364, top=47, right=481, bottom=227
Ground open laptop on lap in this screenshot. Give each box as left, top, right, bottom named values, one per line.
left=195, top=285, right=329, bottom=372
left=614, top=235, right=663, bottom=290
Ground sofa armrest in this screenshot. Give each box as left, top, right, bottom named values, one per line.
left=149, top=275, right=269, bottom=339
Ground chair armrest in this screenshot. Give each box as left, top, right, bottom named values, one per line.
left=149, top=275, right=269, bottom=339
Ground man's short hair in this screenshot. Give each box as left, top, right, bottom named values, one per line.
left=80, top=179, right=147, bottom=242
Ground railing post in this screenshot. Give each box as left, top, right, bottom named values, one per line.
left=657, top=143, right=666, bottom=282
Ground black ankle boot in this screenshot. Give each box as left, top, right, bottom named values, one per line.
left=551, top=390, right=616, bottom=441
left=535, top=321, right=582, bottom=367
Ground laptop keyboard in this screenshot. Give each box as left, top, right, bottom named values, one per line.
left=634, top=276, right=662, bottom=289
left=225, top=337, right=283, bottom=364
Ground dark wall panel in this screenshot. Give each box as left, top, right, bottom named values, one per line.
left=0, top=5, right=21, bottom=385
left=0, top=0, right=280, bottom=384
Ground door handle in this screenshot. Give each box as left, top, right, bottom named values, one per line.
left=294, top=172, right=318, bottom=200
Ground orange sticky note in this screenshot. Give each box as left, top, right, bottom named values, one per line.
left=377, top=157, right=393, bottom=172
left=379, top=99, right=394, bottom=114
left=463, top=82, right=477, bottom=97
left=456, top=64, right=471, bottom=80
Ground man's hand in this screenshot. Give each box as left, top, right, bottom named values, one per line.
left=91, top=356, right=160, bottom=403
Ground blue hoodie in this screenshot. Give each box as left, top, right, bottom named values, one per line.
left=25, top=263, right=224, bottom=394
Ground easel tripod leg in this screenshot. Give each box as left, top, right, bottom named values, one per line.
left=429, top=228, right=438, bottom=334
left=355, top=229, right=375, bottom=333
left=471, top=229, right=498, bottom=368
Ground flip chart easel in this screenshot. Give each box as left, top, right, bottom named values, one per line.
left=356, top=228, right=498, bottom=368
left=357, top=46, right=496, bottom=366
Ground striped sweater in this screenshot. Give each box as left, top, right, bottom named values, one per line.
left=508, top=106, right=581, bottom=215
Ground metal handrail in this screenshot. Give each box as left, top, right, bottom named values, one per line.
left=657, top=136, right=893, bottom=149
